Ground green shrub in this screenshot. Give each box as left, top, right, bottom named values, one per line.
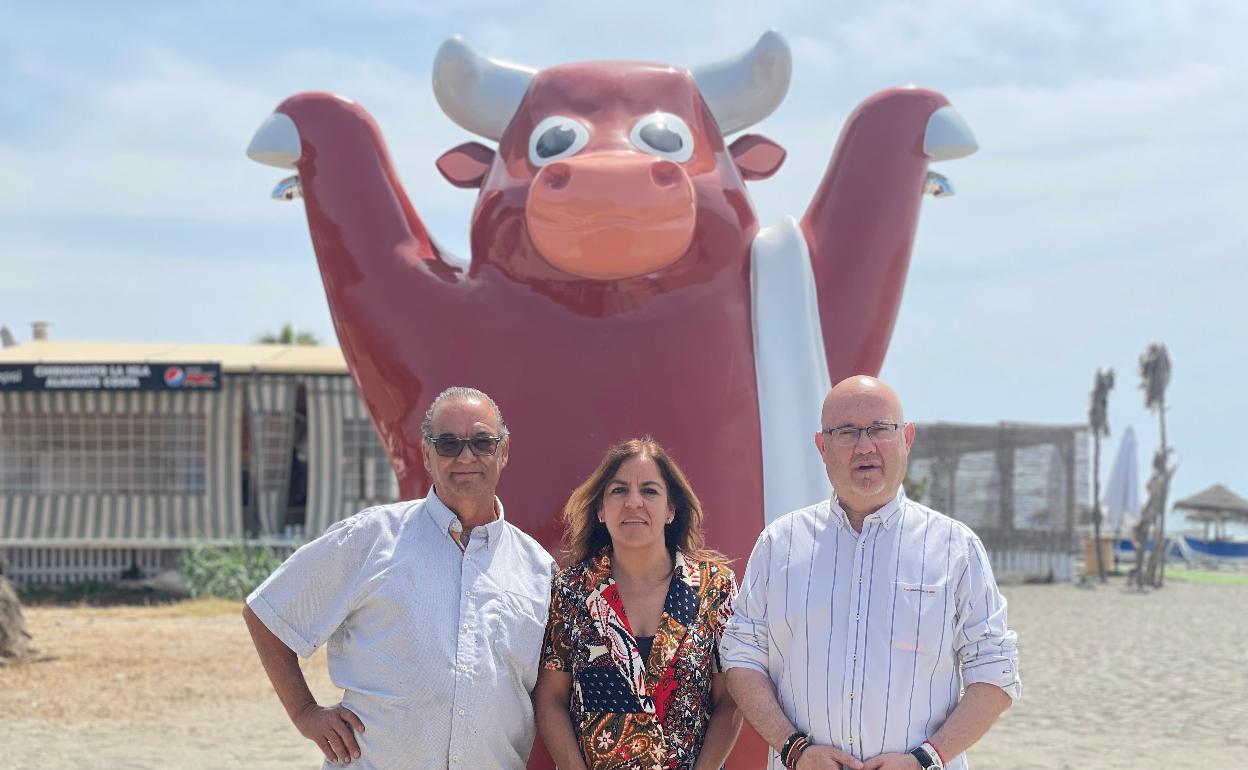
left=180, top=544, right=284, bottom=600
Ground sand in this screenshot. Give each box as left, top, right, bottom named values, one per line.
left=6, top=580, right=1248, bottom=768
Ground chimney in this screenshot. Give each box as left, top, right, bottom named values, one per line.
left=32, top=321, right=50, bottom=341
left=0, top=326, right=14, bottom=348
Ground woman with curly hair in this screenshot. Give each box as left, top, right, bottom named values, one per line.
left=534, top=437, right=741, bottom=770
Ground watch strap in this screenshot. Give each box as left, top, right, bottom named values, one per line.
left=909, top=743, right=940, bottom=769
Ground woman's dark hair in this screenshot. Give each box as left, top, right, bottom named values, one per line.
left=562, top=437, right=727, bottom=566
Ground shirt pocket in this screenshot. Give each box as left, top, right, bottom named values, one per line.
left=484, top=589, right=549, bottom=691
left=890, top=581, right=946, bottom=655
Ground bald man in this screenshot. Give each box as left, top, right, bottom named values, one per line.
left=721, top=377, right=1019, bottom=770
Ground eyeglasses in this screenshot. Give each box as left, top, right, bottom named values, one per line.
left=424, top=433, right=504, bottom=458
left=821, top=422, right=903, bottom=447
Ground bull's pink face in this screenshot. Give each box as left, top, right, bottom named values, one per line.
left=439, top=63, right=778, bottom=287
left=513, top=66, right=715, bottom=280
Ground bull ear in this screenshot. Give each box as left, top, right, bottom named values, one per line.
left=436, top=141, right=496, bottom=189
left=729, top=134, right=785, bottom=181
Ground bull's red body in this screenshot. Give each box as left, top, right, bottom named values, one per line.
left=253, top=34, right=972, bottom=769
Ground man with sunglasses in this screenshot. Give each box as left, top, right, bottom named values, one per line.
left=244, top=386, right=555, bottom=769
left=723, top=376, right=1019, bottom=770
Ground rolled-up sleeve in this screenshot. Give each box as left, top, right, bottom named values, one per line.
left=954, top=536, right=1021, bottom=702
left=719, top=531, right=772, bottom=675
left=246, top=515, right=368, bottom=658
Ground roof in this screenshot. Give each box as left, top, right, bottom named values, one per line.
left=1174, top=484, right=1248, bottom=520
left=0, top=340, right=348, bottom=375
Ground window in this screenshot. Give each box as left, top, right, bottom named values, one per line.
left=341, top=419, right=396, bottom=500
left=252, top=413, right=295, bottom=494
left=0, top=412, right=207, bottom=495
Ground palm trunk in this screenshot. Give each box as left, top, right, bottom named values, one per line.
left=1092, top=433, right=1106, bottom=581
left=1150, top=403, right=1169, bottom=586
left=1133, top=514, right=1150, bottom=590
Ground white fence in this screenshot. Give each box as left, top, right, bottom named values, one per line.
left=1, top=546, right=178, bottom=585
left=987, top=548, right=1073, bottom=582
left=1, top=544, right=300, bottom=586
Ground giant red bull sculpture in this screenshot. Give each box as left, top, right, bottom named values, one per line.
left=248, top=30, right=975, bottom=768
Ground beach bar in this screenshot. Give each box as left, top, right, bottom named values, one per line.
left=0, top=340, right=397, bottom=584
left=908, top=421, right=1088, bottom=581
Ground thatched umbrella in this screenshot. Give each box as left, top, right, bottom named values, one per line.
left=1174, top=484, right=1248, bottom=541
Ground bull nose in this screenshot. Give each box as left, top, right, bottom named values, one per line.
left=527, top=152, right=695, bottom=280
left=543, top=162, right=571, bottom=191
left=650, top=160, right=681, bottom=189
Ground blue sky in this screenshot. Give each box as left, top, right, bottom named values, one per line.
left=3, top=1, right=1245, bottom=526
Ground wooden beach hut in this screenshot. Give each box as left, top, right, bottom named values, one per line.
left=907, top=421, right=1089, bottom=581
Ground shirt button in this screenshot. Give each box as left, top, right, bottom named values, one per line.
left=463, top=623, right=470, bottom=631
left=451, top=754, right=459, bottom=762
left=849, top=692, right=854, bottom=699
left=458, top=708, right=465, bottom=716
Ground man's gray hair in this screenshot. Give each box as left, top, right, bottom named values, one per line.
left=421, top=386, right=508, bottom=439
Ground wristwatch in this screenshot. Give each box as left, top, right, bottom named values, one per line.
left=909, top=741, right=944, bottom=770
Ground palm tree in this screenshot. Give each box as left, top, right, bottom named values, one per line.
left=256, top=323, right=320, bottom=346
left=1139, top=343, right=1172, bottom=587
left=1089, top=368, right=1114, bottom=582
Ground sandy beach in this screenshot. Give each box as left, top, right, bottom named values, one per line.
left=7, top=579, right=1248, bottom=769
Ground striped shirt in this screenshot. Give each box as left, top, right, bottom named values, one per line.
left=247, top=490, right=556, bottom=770
left=720, top=489, right=1019, bottom=769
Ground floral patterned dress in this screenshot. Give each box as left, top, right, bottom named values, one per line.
left=541, top=549, right=737, bottom=770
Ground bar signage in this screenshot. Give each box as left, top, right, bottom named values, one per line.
left=0, top=363, right=222, bottom=391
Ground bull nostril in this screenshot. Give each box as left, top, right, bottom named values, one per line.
left=544, top=162, right=571, bottom=191
left=650, top=160, right=681, bottom=189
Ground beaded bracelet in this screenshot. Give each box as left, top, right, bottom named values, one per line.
left=786, top=736, right=811, bottom=769
left=780, top=732, right=811, bottom=769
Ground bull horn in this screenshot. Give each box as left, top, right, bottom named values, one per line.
left=433, top=36, right=537, bottom=142
left=691, top=30, right=792, bottom=135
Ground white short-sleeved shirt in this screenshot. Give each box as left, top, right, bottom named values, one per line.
left=247, top=490, right=556, bottom=770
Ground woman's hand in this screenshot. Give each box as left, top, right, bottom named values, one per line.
left=294, top=702, right=365, bottom=765
left=534, top=668, right=590, bottom=770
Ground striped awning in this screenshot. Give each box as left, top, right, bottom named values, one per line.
left=0, top=381, right=245, bottom=545
left=245, top=374, right=298, bottom=537
left=302, top=375, right=400, bottom=538
left=0, top=372, right=399, bottom=545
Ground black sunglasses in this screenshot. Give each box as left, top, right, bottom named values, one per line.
left=424, top=433, right=504, bottom=458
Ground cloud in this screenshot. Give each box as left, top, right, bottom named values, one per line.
left=1, top=1, right=1243, bottom=505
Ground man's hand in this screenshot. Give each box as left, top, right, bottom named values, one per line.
left=295, top=702, right=365, bottom=765
left=861, top=753, right=921, bottom=770
left=797, top=745, right=865, bottom=770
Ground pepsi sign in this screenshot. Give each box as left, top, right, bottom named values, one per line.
left=0, top=363, right=221, bottom=391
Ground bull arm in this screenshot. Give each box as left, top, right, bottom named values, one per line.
left=248, top=92, right=462, bottom=438
left=799, top=87, right=976, bottom=383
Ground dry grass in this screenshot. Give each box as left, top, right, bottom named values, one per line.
left=9, top=599, right=332, bottom=724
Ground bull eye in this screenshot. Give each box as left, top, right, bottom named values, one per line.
left=528, top=116, right=590, bottom=167
left=630, top=113, right=694, bottom=163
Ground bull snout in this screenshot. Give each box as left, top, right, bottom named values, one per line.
left=525, top=152, right=695, bottom=279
